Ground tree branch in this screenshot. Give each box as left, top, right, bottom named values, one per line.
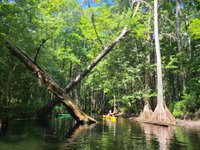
left=34, top=38, right=48, bottom=63
left=131, top=2, right=141, bottom=18
left=91, top=12, right=104, bottom=47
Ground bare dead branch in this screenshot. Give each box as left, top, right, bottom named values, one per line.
left=91, top=12, right=104, bottom=47
left=34, top=38, right=48, bottom=63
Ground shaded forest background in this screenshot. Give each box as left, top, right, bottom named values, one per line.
left=0, top=0, right=200, bottom=119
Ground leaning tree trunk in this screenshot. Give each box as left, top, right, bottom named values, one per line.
left=36, top=27, right=130, bottom=117
left=6, top=41, right=96, bottom=124
left=151, top=0, right=176, bottom=125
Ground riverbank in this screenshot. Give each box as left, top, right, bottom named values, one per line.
left=176, top=119, right=200, bottom=131
left=129, top=116, right=200, bottom=131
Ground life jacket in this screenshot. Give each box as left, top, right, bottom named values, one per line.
left=109, top=113, right=113, bottom=117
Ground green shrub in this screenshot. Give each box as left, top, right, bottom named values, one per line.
left=173, top=100, right=187, bottom=118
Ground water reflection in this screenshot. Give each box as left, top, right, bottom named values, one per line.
left=140, top=123, right=175, bottom=150
left=0, top=117, right=200, bottom=150
left=63, top=123, right=96, bottom=150
left=0, top=117, right=8, bottom=137
left=65, top=123, right=95, bottom=138
left=101, top=118, right=147, bottom=150
left=102, top=119, right=117, bottom=136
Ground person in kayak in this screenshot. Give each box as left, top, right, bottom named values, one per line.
left=107, top=110, right=114, bottom=117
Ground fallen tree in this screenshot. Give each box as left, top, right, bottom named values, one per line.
left=35, top=27, right=130, bottom=118
left=6, top=41, right=96, bottom=124
left=5, top=26, right=130, bottom=124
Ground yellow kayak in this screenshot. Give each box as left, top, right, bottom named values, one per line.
left=103, top=115, right=117, bottom=121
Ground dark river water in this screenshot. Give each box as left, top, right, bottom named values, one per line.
left=0, top=117, right=200, bottom=150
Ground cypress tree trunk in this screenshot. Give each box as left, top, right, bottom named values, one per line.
left=139, top=11, right=153, bottom=121
left=176, top=0, right=186, bottom=91
left=151, top=0, right=176, bottom=125
left=139, top=34, right=153, bottom=120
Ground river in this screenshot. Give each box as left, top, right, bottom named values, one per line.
left=0, top=117, right=199, bottom=150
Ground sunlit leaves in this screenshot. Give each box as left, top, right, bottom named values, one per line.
left=189, top=18, right=200, bottom=39
left=1, top=0, right=200, bottom=116
left=164, top=55, right=178, bottom=70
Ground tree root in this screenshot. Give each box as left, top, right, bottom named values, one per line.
left=151, top=105, right=176, bottom=125
left=138, top=103, right=176, bottom=126
left=139, top=103, right=153, bottom=121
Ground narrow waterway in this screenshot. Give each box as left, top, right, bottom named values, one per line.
left=0, top=117, right=199, bottom=150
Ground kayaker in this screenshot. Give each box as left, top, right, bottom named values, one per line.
left=107, top=110, right=114, bottom=117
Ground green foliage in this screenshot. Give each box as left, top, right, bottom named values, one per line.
left=189, top=18, right=200, bottom=39
left=164, top=55, right=178, bottom=70
left=173, top=92, right=199, bottom=118
left=173, top=100, right=187, bottom=118
left=0, top=0, right=200, bottom=118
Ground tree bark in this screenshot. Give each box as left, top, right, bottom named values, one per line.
left=176, top=0, right=186, bottom=91
left=139, top=34, right=153, bottom=120
left=151, top=0, right=176, bottom=125
left=91, top=12, right=104, bottom=47
left=6, top=41, right=97, bottom=124
left=36, top=27, right=130, bottom=116
left=154, top=0, right=164, bottom=108
left=139, top=9, right=153, bottom=121
left=183, top=4, right=192, bottom=95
